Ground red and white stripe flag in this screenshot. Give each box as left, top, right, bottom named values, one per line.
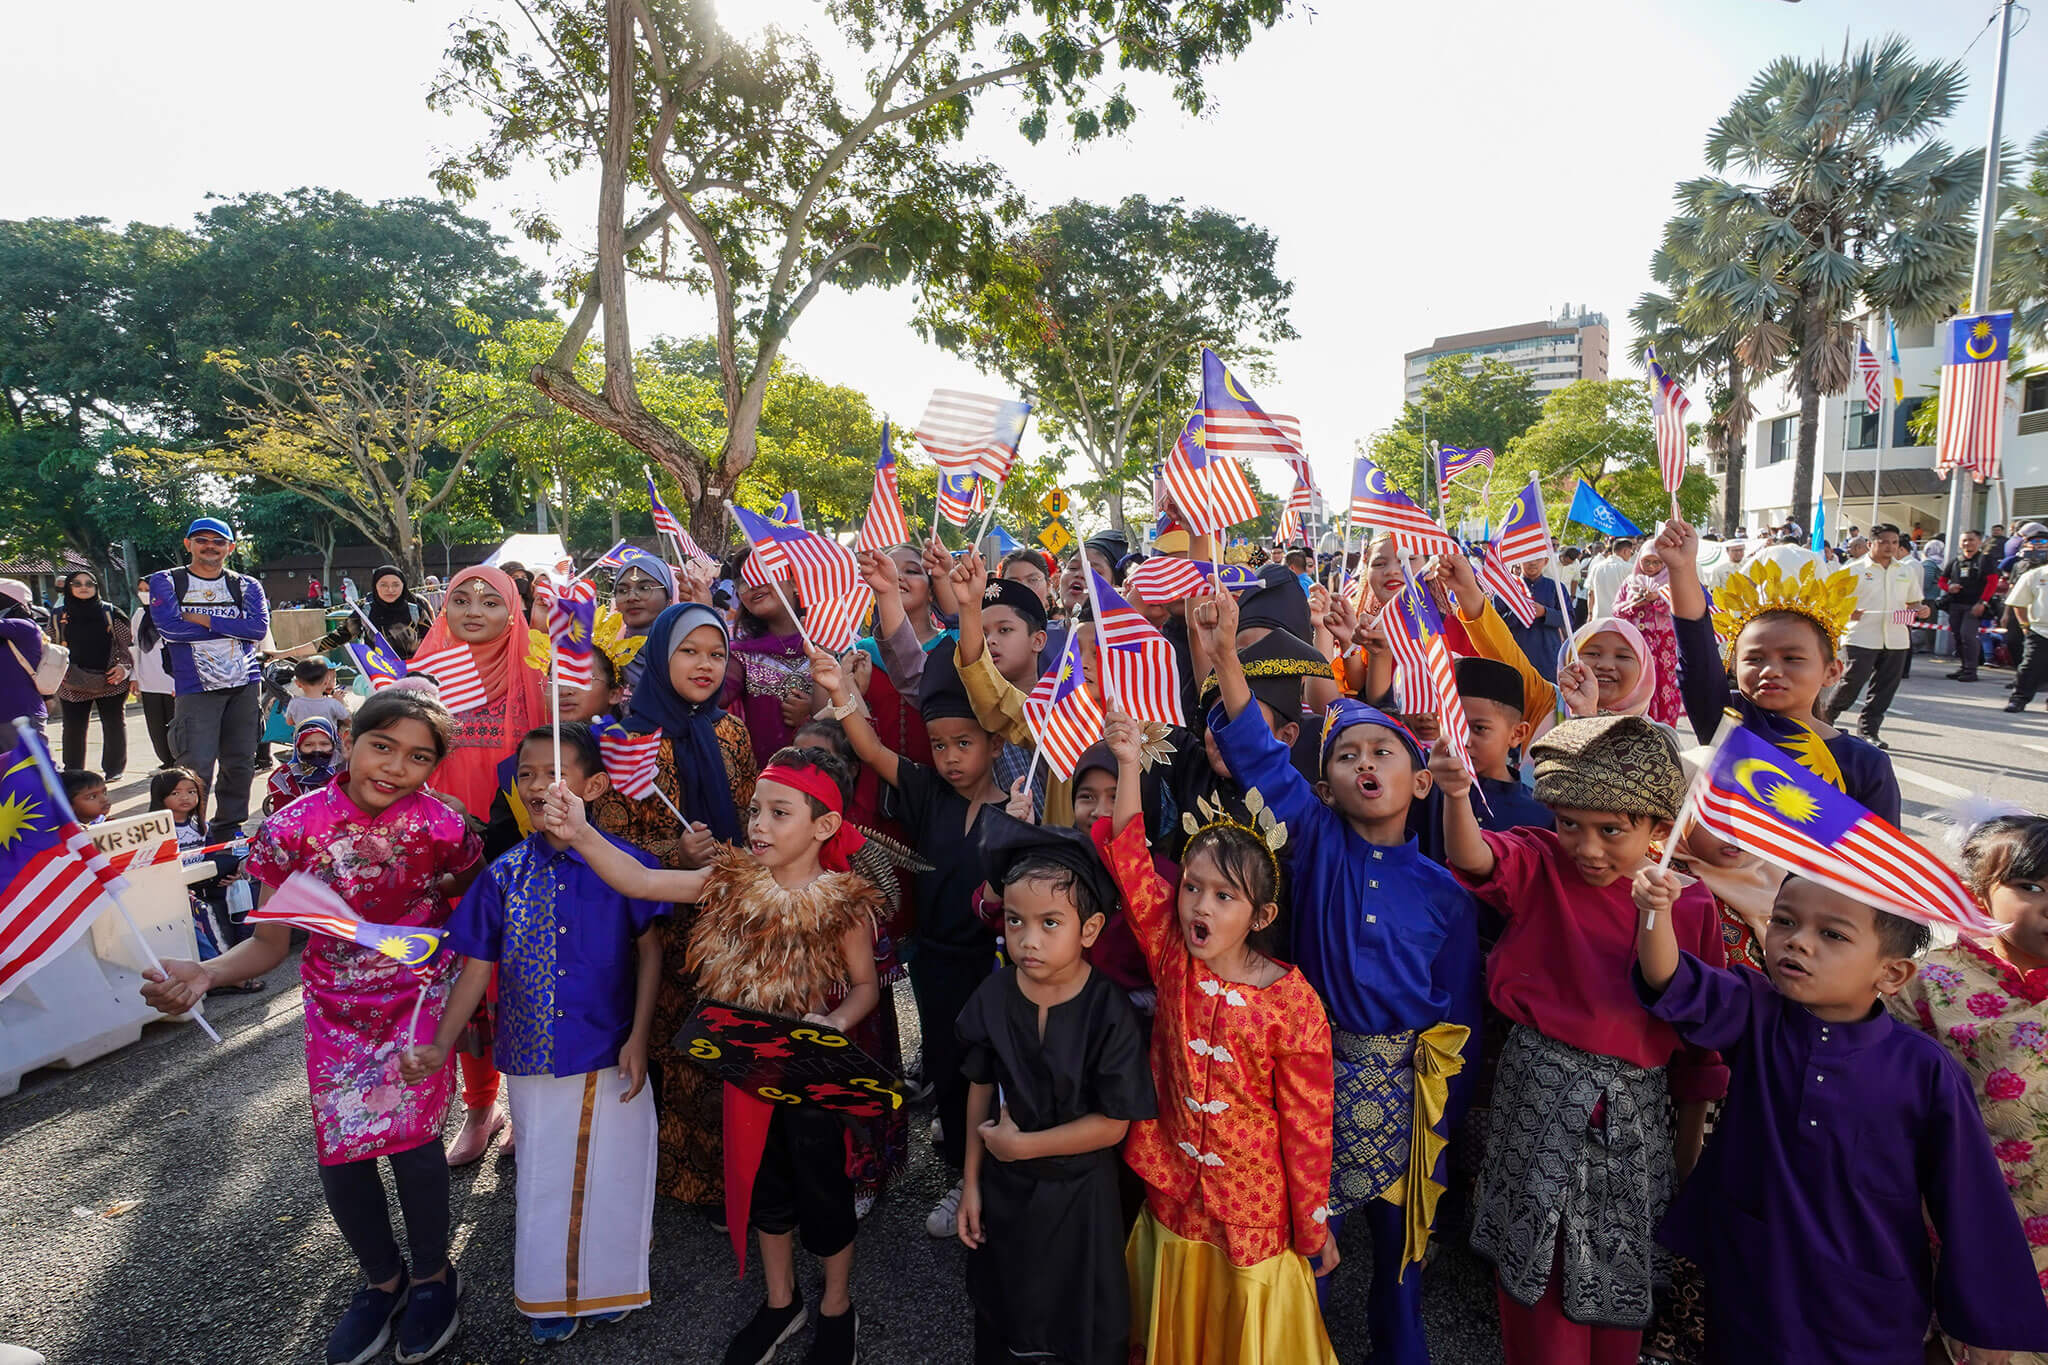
left=593, top=720, right=664, bottom=801
left=1085, top=568, right=1183, bottom=728
left=914, top=390, right=1031, bottom=483
left=1856, top=336, right=1883, bottom=416
left=406, top=645, right=489, bottom=713
left=545, top=580, right=598, bottom=690
left=1478, top=540, right=1541, bottom=628
left=1023, top=629, right=1105, bottom=781
left=803, top=585, right=876, bottom=656
left=854, top=423, right=911, bottom=555
left=1935, top=312, right=2013, bottom=483
left=1647, top=347, right=1690, bottom=495
left=1162, top=413, right=1263, bottom=534
left=0, top=820, right=121, bottom=1000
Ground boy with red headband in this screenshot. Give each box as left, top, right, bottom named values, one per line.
left=539, top=745, right=883, bottom=1365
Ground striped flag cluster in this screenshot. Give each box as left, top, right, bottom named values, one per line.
left=1022, top=629, right=1105, bottom=781
left=1478, top=540, right=1541, bottom=628
left=1693, top=721, right=2000, bottom=937
left=1437, top=445, right=1493, bottom=504
left=544, top=579, right=598, bottom=689
left=1348, top=455, right=1460, bottom=557
left=1856, top=336, right=1883, bottom=416
left=1646, top=347, right=1691, bottom=495
left=246, top=873, right=447, bottom=972
left=854, top=423, right=911, bottom=555
left=1200, top=348, right=1304, bottom=461
left=1382, top=572, right=1477, bottom=782
left=1278, top=458, right=1320, bottom=545
left=935, top=469, right=984, bottom=530
left=0, top=730, right=125, bottom=1000
left=1495, top=475, right=1552, bottom=567
left=1085, top=568, right=1183, bottom=728
left=1934, top=311, right=2013, bottom=483
left=915, top=389, right=1031, bottom=484
left=1162, top=412, right=1262, bottom=534
left=406, top=644, right=489, bottom=713
left=646, top=470, right=716, bottom=567
left=592, top=717, right=664, bottom=801
left=739, top=492, right=806, bottom=587
left=1123, top=557, right=1258, bottom=605
left=731, top=500, right=871, bottom=654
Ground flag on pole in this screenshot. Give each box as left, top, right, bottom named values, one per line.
left=345, top=624, right=408, bottom=691
left=1692, top=721, right=2000, bottom=937
left=1437, top=446, right=1494, bottom=504
left=936, top=469, right=982, bottom=529
left=1379, top=573, right=1436, bottom=715
left=545, top=580, right=598, bottom=690
left=1348, top=454, right=1460, bottom=556
left=1199, top=348, right=1305, bottom=460
left=914, top=390, right=1031, bottom=483
left=246, top=872, right=448, bottom=971
left=1162, top=413, right=1262, bottom=533
left=1496, top=476, right=1552, bottom=566
left=1278, top=458, right=1320, bottom=545
left=1888, top=314, right=1905, bottom=404
left=1124, top=558, right=1259, bottom=605
left=591, top=539, right=635, bottom=571
left=1022, top=629, right=1106, bottom=781
left=802, top=584, right=876, bottom=656
left=731, top=503, right=861, bottom=615
left=1646, top=347, right=1691, bottom=495
left=1381, top=572, right=1477, bottom=781
left=1085, top=569, right=1183, bottom=728
left=591, top=717, right=664, bottom=801
left=646, top=470, right=716, bottom=566
left=0, top=729, right=126, bottom=1000
left=406, top=645, right=489, bottom=713
left=854, top=422, right=911, bottom=555
left=1478, top=540, right=1540, bottom=627
left=1856, top=336, right=1883, bottom=416
left=1565, top=479, right=1643, bottom=538
left=1934, top=311, right=2013, bottom=483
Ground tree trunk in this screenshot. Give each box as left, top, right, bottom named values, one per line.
left=1791, top=364, right=1820, bottom=536
left=1722, top=357, right=1747, bottom=538
left=610, top=499, right=622, bottom=543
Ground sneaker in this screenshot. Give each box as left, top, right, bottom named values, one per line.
left=529, top=1317, right=578, bottom=1344
left=1948, top=670, right=1980, bottom=681
left=1861, top=734, right=1889, bottom=751
left=805, top=1307, right=859, bottom=1365
left=924, top=1181, right=963, bottom=1238
left=326, top=1270, right=409, bottom=1365
left=393, top=1267, right=461, bottom=1363
left=589, top=1308, right=635, bottom=1325
left=721, top=1297, right=805, bottom=1365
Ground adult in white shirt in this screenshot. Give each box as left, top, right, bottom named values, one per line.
left=1822, top=524, right=1927, bottom=748
left=128, top=576, right=177, bottom=768
left=1701, top=537, right=1751, bottom=595
left=1584, top=536, right=1638, bottom=620
left=2002, top=532, right=2048, bottom=712
left=1747, top=521, right=1824, bottom=579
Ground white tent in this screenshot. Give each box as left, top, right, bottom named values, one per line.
left=480, top=533, right=574, bottom=582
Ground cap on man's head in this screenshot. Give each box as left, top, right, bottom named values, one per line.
left=2022, top=522, right=2048, bottom=539
left=186, top=517, right=235, bottom=541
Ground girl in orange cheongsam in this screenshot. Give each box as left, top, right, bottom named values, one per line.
left=1091, top=711, right=1337, bottom=1365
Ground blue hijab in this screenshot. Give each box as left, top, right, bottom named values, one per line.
left=626, top=602, right=742, bottom=843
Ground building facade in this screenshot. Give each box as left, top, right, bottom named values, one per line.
left=1729, top=314, right=2048, bottom=542
left=1402, top=307, right=1610, bottom=403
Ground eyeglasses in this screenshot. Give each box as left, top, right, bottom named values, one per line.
left=612, top=580, right=667, bottom=598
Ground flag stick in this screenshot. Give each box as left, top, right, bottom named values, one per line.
left=722, top=501, right=821, bottom=655
left=15, top=720, right=224, bottom=1044
left=403, top=976, right=431, bottom=1065
left=1016, top=743, right=1046, bottom=815
left=550, top=642, right=563, bottom=799
left=1649, top=725, right=1732, bottom=924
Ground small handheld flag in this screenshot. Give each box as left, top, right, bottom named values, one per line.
left=247, top=873, right=448, bottom=972
left=1565, top=479, right=1643, bottom=538
left=915, top=390, right=1031, bottom=484
left=545, top=580, right=598, bottom=690
left=1437, top=446, right=1494, bottom=505
left=345, top=621, right=408, bottom=691
left=1934, top=311, right=2013, bottom=484
left=406, top=645, right=490, bottom=713
left=1348, top=454, right=1460, bottom=557
left=1496, top=475, right=1552, bottom=567
left=1200, top=348, right=1305, bottom=461
left=646, top=469, right=716, bottom=567
left=592, top=717, right=664, bottom=801
left=936, top=470, right=982, bottom=530
left=1478, top=540, right=1541, bottom=628
left=591, top=539, right=635, bottom=571
left=1382, top=571, right=1477, bottom=784
left=1162, top=412, right=1263, bottom=533
left=1085, top=569, right=1183, bottom=728
left=854, top=422, right=911, bottom=555
left=1124, top=557, right=1259, bottom=605
left=1646, top=347, right=1690, bottom=497
left=1022, top=629, right=1105, bottom=781
left=0, top=731, right=126, bottom=999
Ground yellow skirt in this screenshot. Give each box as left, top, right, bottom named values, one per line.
left=1125, top=1209, right=1337, bottom=1365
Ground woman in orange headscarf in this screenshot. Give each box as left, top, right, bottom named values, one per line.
left=409, top=565, right=548, bottom=1164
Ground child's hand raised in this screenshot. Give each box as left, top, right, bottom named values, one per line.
left=1004, top=775, right=1036, bottom=823
left=540, top=780, right=589, bottom=841
left=1426, top=735, right=1473, bottom=799
left=1556, top=659, right=1599, bottom=717
left=678, top=559, right=715, bottom=604
left=807, top=644, right=846, bottom=701
left=856, top=547, right=898, bottom=595
left=950, top=547, right=989, bottom=603
left=400, top=1042, right=446, bottom=1084
left=1656, top=517, right=1699, bottom=567
left=1103, top=708, right=1142, bottom=767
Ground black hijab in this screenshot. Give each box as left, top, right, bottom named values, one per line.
left=58, top=572, right=115, bottom=670
left=363, top=564, right=427, bottom=655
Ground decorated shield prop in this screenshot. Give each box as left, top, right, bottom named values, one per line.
left=671, top=999, right=905, bottom=1118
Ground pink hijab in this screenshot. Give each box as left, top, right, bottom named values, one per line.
left=1569, top=616, right=1657, bottom=716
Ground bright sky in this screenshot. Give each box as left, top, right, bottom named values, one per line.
left=4, top=0, right=2040, bottom=511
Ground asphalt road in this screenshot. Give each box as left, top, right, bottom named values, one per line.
left=3, top=665, right=2041, bottom=1364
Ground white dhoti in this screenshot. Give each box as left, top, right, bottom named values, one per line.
left=504, top=1068, right=657, bottom=1319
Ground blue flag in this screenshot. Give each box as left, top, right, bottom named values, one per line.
left=1811, top=495, right=1827, bottom=552
left=1565, top=480, right=1642, bottom=537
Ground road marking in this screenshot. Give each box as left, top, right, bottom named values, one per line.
left=1890, top=766, right=1972, bottom=800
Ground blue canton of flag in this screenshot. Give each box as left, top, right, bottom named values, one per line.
left=346, top=623, right=408, bottom=691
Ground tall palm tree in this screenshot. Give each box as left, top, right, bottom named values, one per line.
left=1996, top=129, right=2048, bottom=348
left=1683, top=36, right=1982, bottom=532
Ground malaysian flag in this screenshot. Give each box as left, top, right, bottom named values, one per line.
left=406, top=644, right=489, bottom=713
left=1349, top=454, right=1459, bottom=556
left=346, top=621, right=408, bottom=691
left=247, top=872, right=447, bottom=970
left=855, top=422, right=911, bottom=554
left=1123, top=557, right=1259, bottom=605
left=1856, top=336, right=1883, bottom=416
left=915, top=389, right=1031, bottom=484
left=1379, top=572, right=1435, bottom=715
left=591, top=539, right=635, bottom=571
left=1437, top=445, right=1494, bottom=504
left=546, top=580, right=598, bottom=689
left=1200, top=348, right=1304, bottom=461
left=592, top=717, right=664, bottom=801
left=1384, top=570, right=1476, bottom=781
left=1496, top=475, right=1552, bottom=567
left=1162, top=412, right=1263, bottom=533
left=0, top=730, right=125, bottom=1000
left=736, top=492, right=808, bottom=587
left=936, top=469, right=982, bottom=530
left=1478, top=539, right=1541, bottom=628
left=646, top=469, right=716, bottom=566
left=731, top=501, right=863, bottom=638
left=1692, top=721, right=2000, bottom=937
left=803, top=584, right=875, bottom=656
left=1085, top=568, right=1183, bottom=728
left=1646, top=347, right=1690, bottom=495
left=1023, top=628, right=1105, bottom=780
left=1934, top=311, right=2013, bottom=483
left=1278, top=458, right=1320, bottom=545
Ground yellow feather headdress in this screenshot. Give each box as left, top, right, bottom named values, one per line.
left=1708, top=558, right=1858, bottom=662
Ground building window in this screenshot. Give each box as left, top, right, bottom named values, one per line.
left=1844, top=402, right=1879, bottom=451
left=1895, top=397, right=1929, bottom=447
left=1762, top=416, right=1796, bottom=466
left=2026, top=375, right=2048, bottom=414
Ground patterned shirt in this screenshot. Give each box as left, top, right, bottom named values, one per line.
left=444, top=831, right=668, bottom=1077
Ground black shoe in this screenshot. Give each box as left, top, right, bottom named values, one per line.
left=722, top=1297, right=806, bottom=1365
left=394, top=1266, right=460, bottom=1363
left=1860, top=734, right=1889, bottom=751
left=805, top=1308, right=859, bottom=1365
left=1947, top=670, right=1980, bottom=681
left=2007, top=701, right=2028, bottom=713
left=327, top=1269, right=409, bottom=1365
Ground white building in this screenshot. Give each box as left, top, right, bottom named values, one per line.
left=1402, top=307, right=1610, bottom=404
left=1727, top=315, right=2048, bottom=541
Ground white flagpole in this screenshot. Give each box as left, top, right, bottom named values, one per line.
left=724, top=501, right=821, bottom=655
left=550, top=641, right=563, bottom=794
left=1084, top=566, right=1125, bottom=718
left=1650, top=725, right=1733, bottom=926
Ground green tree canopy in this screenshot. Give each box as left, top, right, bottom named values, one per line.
left=1497, top=380, right=1716, bottom=540
left=1363, top=356, right=1544, bottom=522
left=1997, top=128, right=2048, bottom=350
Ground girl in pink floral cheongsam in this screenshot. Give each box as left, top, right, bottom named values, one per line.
left=142, top=688, right=482, bottom=1365
left=1893, top=812, right=2048, bottom=1364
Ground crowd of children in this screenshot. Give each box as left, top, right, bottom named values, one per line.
left=119, top=518, right=2048, bottom=1365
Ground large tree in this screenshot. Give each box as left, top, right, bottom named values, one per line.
left=914, top=195, right=1295, bottom=533
left=429, top=0, right=1295, bottom=534
left=1498, top=380, right=1718, bottom=538
left=1679, top=37, right=1981, bottom=533
left=1364, top=356, right=1544, bottom=523
left=1997, top=129, right=2048, bottom=349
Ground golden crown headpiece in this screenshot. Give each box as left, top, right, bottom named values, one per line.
left=591, top=607, right=645, bottom=672
left=1179, top=788, right=1289, bottom=888
left=1708, top=558, right=1858, bottom=661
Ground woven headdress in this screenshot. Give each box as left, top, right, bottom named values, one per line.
left=1180, top=788, right=1289, bottom=890
left=1708, top=559, right=1858, bottom=660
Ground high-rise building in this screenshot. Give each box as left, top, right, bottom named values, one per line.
left=1402, top=306, right=1610, bottom=403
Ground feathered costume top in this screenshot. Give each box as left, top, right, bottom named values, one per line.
left=683, top=847, right=885, bottom=1018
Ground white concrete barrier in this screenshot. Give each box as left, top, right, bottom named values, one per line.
left=0, top=809, right=213, bottom=1097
